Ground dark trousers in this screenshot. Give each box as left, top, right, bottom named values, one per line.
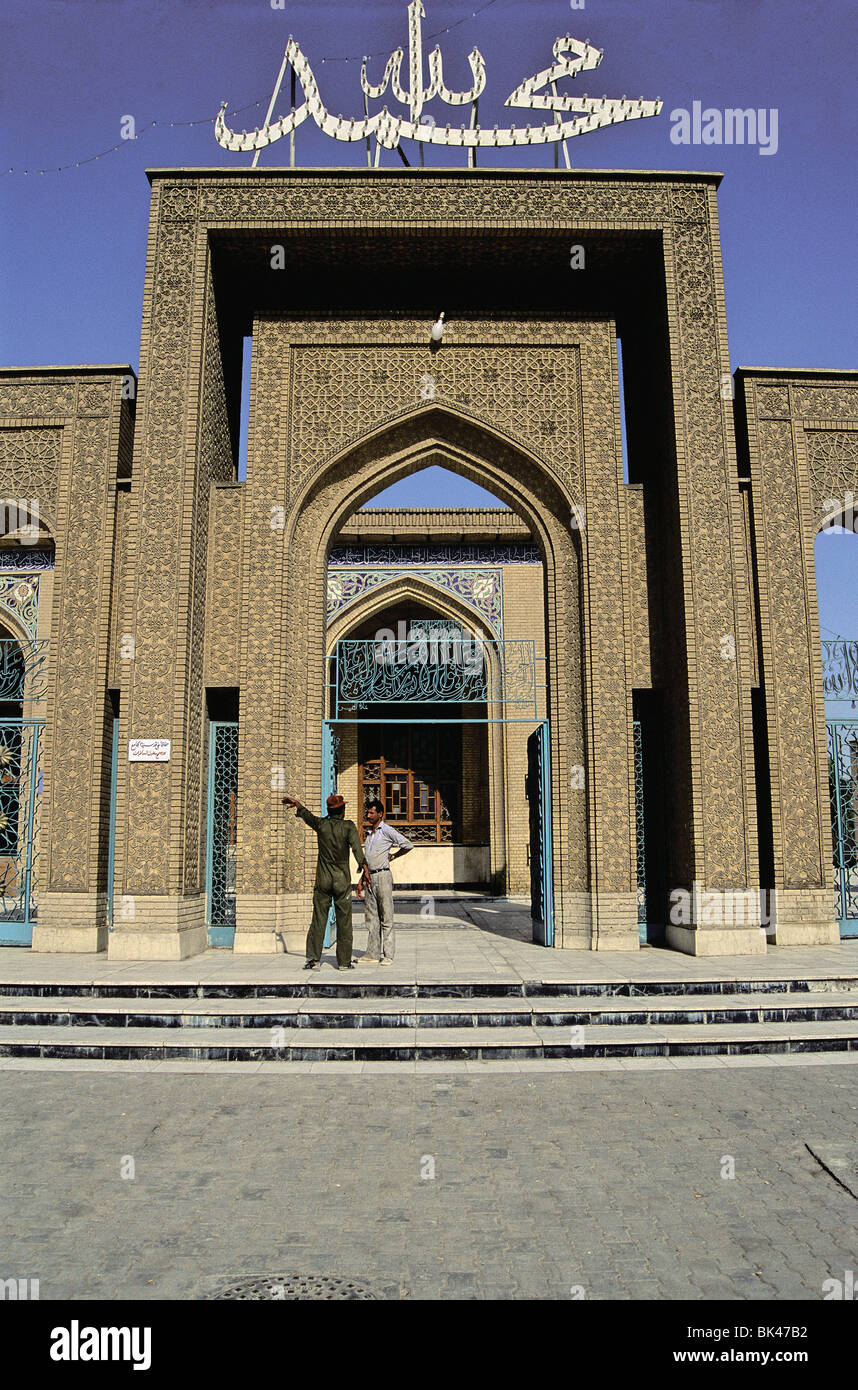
left=306, top=878, right=353, bottom=965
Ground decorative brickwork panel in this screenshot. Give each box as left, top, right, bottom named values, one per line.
left=0, top=382, right=76, bottom=417
left=234, top=319, right=294, bottom=902
left=0, top=427, right=62, bottom=515
left=121, top=218, right=202, bottom=896
left=667, top=190, right=757, bottom=891
left=108, top=487, right=131, bottom=689
left=805, top=430, right=858, bottom=527
left=198, top=178, right=669, bottom=227
left=205, top=488, right=244, bottom=687
left=161, top=184, right=201, bottom=223
left=624, top=486, right=651, bottom=688
left=740, top=372, right=857, bottom=935
left=185, top=263, right=234, bottom=894
left=793, top=386, right=858, bottom=420
left=0, top=372, right=133, bottom=937
left=288, top=336, right=582, bottom=499
left=755, top=386, right=790, bottom=419
left=120, top=221, right=233, bottom=901
left=46, top=412, right=116, bottom=892
left=579, top=324, right=636, bottom=903
left=338, top=509, right=532, bottom=542
left=77, top=384, right=112, bottom=417
left=739, top=486, right=758, bottom=687
left=755, top=418, right=827, bottom=885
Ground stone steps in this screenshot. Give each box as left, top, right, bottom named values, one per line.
left=2, top=974, right=857, bottom=1062
left=2, top=975, right=857, bottom=1000
left=1, top=1020, right=857, bottom=1061
left=2, top=990, right=858, bottom=1029
left=2, top=1013, right=858, bottom=1061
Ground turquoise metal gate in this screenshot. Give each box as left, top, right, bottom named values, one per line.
left=827, top=718, right=858, bottom=938
left=526, top=721, right=554, bottom=946
left=0, top=636, right=48, bottom=947
left=0, top=718, right=44, bottom=945
left=206, top=720, right=239, bottom=946
left=324, top=627, right=554, bottom=944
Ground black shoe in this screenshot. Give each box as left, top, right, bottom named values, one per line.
left=303, top=959, right=320, bottom=970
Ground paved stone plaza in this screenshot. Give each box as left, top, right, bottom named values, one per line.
left=3, top=918, right=856, bottom=1299
left=2, top=1057, right=857, bottom=1300
left=0, top=900, right=854, bottom=989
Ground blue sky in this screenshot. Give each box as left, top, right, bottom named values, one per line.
left=2, top=0, right=856, bottom=635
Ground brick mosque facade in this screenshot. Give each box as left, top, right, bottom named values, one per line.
left=0, top=167, right=855, bottom=959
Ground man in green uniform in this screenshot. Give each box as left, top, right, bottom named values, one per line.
left=282, top=792, right=370, bottom=970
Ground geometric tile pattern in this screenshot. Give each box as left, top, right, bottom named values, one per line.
left=327, top=567, right=504, bottom=638
left=0, top=573, right=40, bottom=639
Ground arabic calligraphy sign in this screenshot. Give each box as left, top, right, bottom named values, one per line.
left=216, top=1, right=661, bottom=160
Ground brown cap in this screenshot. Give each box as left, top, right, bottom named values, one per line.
left=326, top=793, right=346, bottom=810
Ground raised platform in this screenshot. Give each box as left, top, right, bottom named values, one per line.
left=1, top=925, right=856, bottom=1064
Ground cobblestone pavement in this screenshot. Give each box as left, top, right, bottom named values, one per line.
left=2, top=1063, right=857, bottom=1301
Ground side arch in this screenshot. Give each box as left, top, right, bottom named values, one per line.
left=326, top=570, right=502, bottom=652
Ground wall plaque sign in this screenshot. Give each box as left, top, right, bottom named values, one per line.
left=128, top=739, right=171, bottom=762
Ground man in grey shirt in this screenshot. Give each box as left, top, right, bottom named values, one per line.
left=357, top=798, right=413, bottom=964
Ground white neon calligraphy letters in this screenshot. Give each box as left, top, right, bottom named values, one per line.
left=214, top=4, right=661, bottom=157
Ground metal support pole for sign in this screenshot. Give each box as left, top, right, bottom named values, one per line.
left=468, top=96, right=479, bottom=169
left=290, top=66, right=297, bottom=167
left=363, top=84, right=372, bottom=167
left=396, top=144, right=410, bottom=166
left=551, top=81, right=571, bottom=169
left=252, top=46, right=290, bottom=168
left=374, top=138, right=382, bottom=168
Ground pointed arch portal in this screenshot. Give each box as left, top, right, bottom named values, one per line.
left=322, top=565, right=554, bottom=942
left=228, top=396, right=637, bottom=956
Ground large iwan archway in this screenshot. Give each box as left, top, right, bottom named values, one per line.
left=232, top=404, right=642, bottom=955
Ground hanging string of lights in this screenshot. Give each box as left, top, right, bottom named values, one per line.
left=2, top=0, right=503, bottom=177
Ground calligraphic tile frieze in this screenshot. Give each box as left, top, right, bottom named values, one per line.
left=329, top=543, right=540, bottom=566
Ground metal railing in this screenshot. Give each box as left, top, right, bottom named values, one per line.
left=0, top=638, right=49, bottom=703
left=823, top=640, right=858, bottom=705
left=326, top=632, right=547, bottom=721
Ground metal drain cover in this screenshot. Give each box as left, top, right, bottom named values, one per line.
left=205, top=1274, right=384, bottom=1300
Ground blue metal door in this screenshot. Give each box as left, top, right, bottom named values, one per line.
left=206, top=721, right=239, bottom=947
left=527, top=721, right=554, bottom=946
left=827, top=719, right=858, bottom=938
left=0, top=719, right=44, bottom=946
